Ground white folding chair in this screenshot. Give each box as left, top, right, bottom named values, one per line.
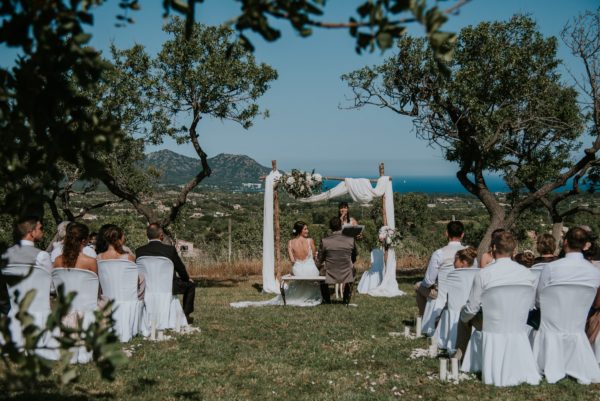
left=461, top=284, right=540, bottom=386
left=3, top=264, right=59, bottom=360
left=52, top=268, right=99, bottom=363
left=97, top=259, right=144, bottom=342
left=421, top=267, right=452, bottom=337
left=533, top=284, right=600, bottom=384
left=436, top=268, right=478, bottom=351
left=136, top=256, right=187, bottom=334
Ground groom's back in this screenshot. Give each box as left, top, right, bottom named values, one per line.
left=319, top=233, right=356, bottom=284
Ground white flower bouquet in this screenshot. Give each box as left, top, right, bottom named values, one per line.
left=278, top=169, right=323, bottom=198
left=378, top=226, right=402, bottom=250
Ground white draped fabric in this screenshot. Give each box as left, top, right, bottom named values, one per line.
left=533, top=284, right=600, bottom=384
left=357, top=249, right=384, bottom=294
left=296, top=176, right=404, bottom=298
left=262, top=171, right=282, bottom=294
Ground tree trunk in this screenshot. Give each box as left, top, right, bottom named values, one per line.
left=551, top=221, right=563, bottom=253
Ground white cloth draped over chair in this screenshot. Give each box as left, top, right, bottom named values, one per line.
left=137, top=256, right=188, bottom=334
left=421, top=267, right=453, bottom=337
left=436, top=268, right=479, bottom=351
left=3, top=264, right=59, bottom=360
left=52, top=267, right=99, bottom=363
left=461, top=284, right=540, bottom=387
left=98, top=259, right=144, bottom=342
left=533, top=284, right=600, bottom=384
left=357, top=249, right=385, bottom=294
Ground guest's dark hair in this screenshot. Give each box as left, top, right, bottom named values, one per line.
left=103, top=225, right=126, bottom=255
left=536, top=233, right=556, bottom=256
left=14, top=216, right=40, bottom=240
left=95, top=223, right=117, bottom=254
left=446, top=221, right=464, bottom=238
left=492, top=231, right=517, bottom=255
left=147, top=223, right=163, bottom=240
left=329, top=217, right=342, bottom=232
left=292, top=221, right=306, bottom=237
left=455, top=247, right=477, bottom=267
left=338, top=201, right=351, bottom=224
left=514, top=250, right=535, bottom=268
left=62, top=222, right=89, bottom=267
left=565, top=227, right=589, bottom=251
left=584, top=241, right=600, bottom=261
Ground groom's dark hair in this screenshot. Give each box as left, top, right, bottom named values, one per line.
left=329, top=217, right=342, bottom=232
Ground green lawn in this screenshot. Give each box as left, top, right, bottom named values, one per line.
left=6, top=275, right=600, bottom=400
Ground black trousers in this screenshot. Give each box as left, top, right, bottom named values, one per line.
left=172, top=278, right=196, bottom=316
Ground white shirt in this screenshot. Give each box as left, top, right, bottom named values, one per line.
left=422, top=241, right=465, bottom=288
left=20, top=240, right=53, bottom=274
left=535, top=252, right=600, bottom=307
left=461, top=257, right=536, bottom=322
left=50, top=242, right=97, bottom=262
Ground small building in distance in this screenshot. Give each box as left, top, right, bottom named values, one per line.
left=176, top=239, right=199, bottom=258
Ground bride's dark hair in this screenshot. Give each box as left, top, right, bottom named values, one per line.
left=338, top=201, right=351, bottom=223
left=292, top=221, right=306, bottom=237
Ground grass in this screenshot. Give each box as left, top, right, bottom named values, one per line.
left=5, top=273, right=600, bottom=400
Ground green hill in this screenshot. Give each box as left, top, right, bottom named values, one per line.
left=142, top=150, right=271, bottom=188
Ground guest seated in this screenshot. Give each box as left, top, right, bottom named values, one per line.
left=479, top=228, right=505, bottom=268
left=136, top=223, right=195, bottom=323
left=514, top=250, right=535, bottom=268
left=532, top=233, right=558, bottom=265
left=414, top=221, right=465, bottom=316
left=454, top=247, right=478, bottom=269
left=97, top=225, right=144, bottom=300
left=49, top=221, right=96, bottom=263
left=54, top=222, right=98, bottom=274
left=454, top=231, right=536, bottom=361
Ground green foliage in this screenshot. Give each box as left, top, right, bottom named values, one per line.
left=0, top=283, right=124, bottom=390
left=0, top=0, right=123, bottom=218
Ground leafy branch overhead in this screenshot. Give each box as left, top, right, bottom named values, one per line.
left=138, top=0, right=468, bottom=61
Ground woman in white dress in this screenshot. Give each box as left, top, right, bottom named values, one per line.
left=231, top=221, right=322, bottom=307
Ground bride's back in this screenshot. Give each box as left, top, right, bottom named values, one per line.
left=288, top=238, right=314, bottom=262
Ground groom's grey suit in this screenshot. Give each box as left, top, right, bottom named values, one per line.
left=317, top=230, right=357, bottom=304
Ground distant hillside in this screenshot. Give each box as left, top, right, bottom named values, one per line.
left=141, top=150, right=271, bottom=187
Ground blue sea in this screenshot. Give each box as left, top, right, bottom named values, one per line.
left=322, top=175, right=510, bottom=194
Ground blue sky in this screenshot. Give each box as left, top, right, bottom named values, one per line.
left=2, top=1, right=598, bottom=176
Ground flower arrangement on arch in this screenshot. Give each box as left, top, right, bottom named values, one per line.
left=277, top=169, right=323, bottom=198
left=378, top=226, right=402, bottom=250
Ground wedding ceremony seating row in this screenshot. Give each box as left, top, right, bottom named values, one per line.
left=2, top=257, right=189, bottom=362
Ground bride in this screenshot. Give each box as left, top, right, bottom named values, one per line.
left=230, top=221, right=322, bottom=308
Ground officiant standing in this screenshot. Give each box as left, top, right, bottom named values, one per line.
left=317, top=217, right=357, bottom=304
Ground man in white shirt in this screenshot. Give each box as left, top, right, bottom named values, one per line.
left=454, top=231, right=536, bottom=359
left=414, top=220, right=465, bottom=315
left=3, top=216, right=53, bottom=274
left=536, top=227, right=600, bottom=306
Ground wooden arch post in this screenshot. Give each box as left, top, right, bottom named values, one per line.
left=379, top=162, right=387, bottom=227
left=272, top=160, right=282, bottom=280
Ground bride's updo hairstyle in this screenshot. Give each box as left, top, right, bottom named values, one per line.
left=292, top=221, right=307, bottom=238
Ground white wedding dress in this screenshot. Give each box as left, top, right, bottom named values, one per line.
left=231, top=240, right=322, bottom=308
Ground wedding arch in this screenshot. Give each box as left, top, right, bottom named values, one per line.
left=261, top=160, right=405, bottom=298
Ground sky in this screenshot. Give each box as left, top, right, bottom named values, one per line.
left=2, top=0, right=599, bottom=177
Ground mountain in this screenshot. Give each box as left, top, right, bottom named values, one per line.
left=141, top=150, right=271, bottom=187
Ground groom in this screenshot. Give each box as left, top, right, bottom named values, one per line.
left=317, top=216, right=357, bottom=304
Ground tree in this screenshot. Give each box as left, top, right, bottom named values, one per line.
left=98, top=18, right=277, bottom=234
left=342, top=15, right=589, bottom=254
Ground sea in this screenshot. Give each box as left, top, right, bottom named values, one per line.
left=321, top=175, right=509, bottom=194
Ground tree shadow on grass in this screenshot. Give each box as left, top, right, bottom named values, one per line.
left=5, top=391, right=114, bottom=401
left=172, top=390, right=202, bottom=400
left=194, top=278, right=246, bottom=288
left=131, top=377, right=158, bottom=393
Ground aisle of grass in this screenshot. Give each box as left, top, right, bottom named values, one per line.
left=7, top=276, right=600, bottom=400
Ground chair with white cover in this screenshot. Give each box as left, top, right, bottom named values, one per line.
left=421, top=267, right=452, bottom=337
left=136, top=256, right=188, bottom=334
left=461, top=284, right=540, bottom=386
left=97, top=259, right=144, bottom=342
left=529, top=263, right=546, bottom=287
left=52, top=268, right=99, bottom=363
left=2, top=264, right=59, bottom=360
left=533, top=284, right=600, bottom=384
left=436, top=268, right=478, bottom=351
